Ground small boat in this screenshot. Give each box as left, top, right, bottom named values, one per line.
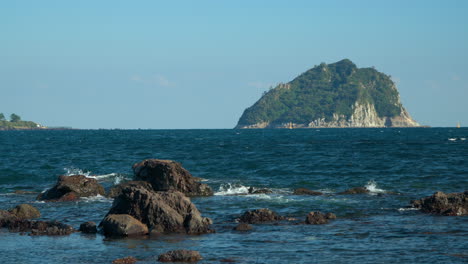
left=456, top=122, right=461, bottom=128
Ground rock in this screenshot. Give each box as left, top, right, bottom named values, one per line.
left=101, top=214, right=149, bottom=237
left=293, top=188, right=323, bottom=195
left=132, top=159, right=213, bottom=196
left=105, top=185, right=213, bottom=234
left=305, top=211, right=336, bottom=225
left=158, top=250, right=202, bottom=262
left=13, top=190, right=38, bottom=195
left=9, top=204, right=41, bottom=219
left=248, top=187, right=272, bottom=194
left=7, top=219, right=75, bottom=235
left=112, top=256, right=138, bottom=264
left=411, top=191, right=468, bottom=216
left=79, top=221, right=98, bottom=234
left=238, top=209, right=284, bottom=224
left=0, top=210, right=18, bottom=227
left=339, top=187, right=369, bottom=195
left=37, top=175, right=105, bottom=201
left=233, top=223, right=253, bottom=231
left=107, top=181, right=153, bottom=198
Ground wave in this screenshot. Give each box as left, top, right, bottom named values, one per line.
left=63, top=167, right=128, bottom=184
left=214, top=183, right=250, bottom=195
left=364, top=180, right=386, bottom=194
left=80, top=194, right=113, bottom=203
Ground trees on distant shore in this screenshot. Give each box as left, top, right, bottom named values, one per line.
left=0, top=113, right=5, bottom=121
left=10, top=113, right=21, bottom=122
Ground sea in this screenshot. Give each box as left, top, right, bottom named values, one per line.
left=0, top=128, right=467, bottom=263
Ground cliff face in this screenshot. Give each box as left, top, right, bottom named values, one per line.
left=235, top=59, right=420, bottom=129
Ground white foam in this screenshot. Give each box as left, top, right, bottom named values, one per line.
left=365, top=180, right=386, bottom=194
left=398, top=207, right=419, bottom=211
left=63, top=167, right=127, bottom=184
left=461, top=138, right=466, bottom=141
left=64, top=167, right=91, bottom=177
left=214, top=183, right=250, bottom=195
left=448, top=138, right=457, bottom=142
left=81, top=194, right=112, bottom=203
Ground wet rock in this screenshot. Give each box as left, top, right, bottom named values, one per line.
left=233, top=223, right=253, bottom=231
left=105, top=185, right=213, bottom=234
left=238, top=208, right=284, bottom=224
left=411, top=191, right=468, bottom=216
left=13, top=190, right=38, bottom=195
left=37, top=175, right=105, bottom=201
left=293, top=188, right=323, bottom=195
left=132, top=159, right=213, bottom=196
left=0, top=210, right=18, bottom=227
left=9, top=204, right=41, bottom=219
left=248, top=187, right=272, bottom=194
left=305, top=211, right=336, bottom=225
left=338, top=187, right=369, bottom=195
left=79, top=221, right=97, bottom=234
left=7, top=220, right=75, bottom=235
left=101, top=214, right=149, bottom=237
left=107, top=181, right=153, bottom=198
left=158, top=250, right=202, bottom=262
left=112, top=256, right=138, bottom=264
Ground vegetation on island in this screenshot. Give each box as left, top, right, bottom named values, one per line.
left=0, top=113, right=43, bottom=130
left=237, top=59, right=402, bottom=127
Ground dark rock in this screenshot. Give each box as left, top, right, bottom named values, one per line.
left=132, top=159, right=213, bottom=196
left=248, top=187, right=272, bottom=194
left=13, top=190, right=38, bottom=195
left=37, top=175, right=105, bottom=201
left=79, top=221, right=97, bottom=234
left=9, top=204, right=41, bottom=219
left=107, top=181, right=153, bottom=198
left=233, top=223, right=253, bottom=231
left=104, top=185, right=213, bottom=234
left=411, top=191, right=468, bottom=216
left=293, top=188, right=323, bottom=195
left=101, top=214, right=149, bottom=237
left=0, top=210, right=18, bottom=227
left=7, top=219, right=75, bottom=235
left=305, top=211, right=336, bottom=225
left=238, top=208, right=284, bottom=224
left=112, top=256, right=138, bottom=264
left=158, top=250, right=202, bottom=262
left=339, top=187, right=369, bottom=195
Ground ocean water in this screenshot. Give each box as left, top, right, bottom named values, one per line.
left=0, top=128, right=467, bottom=263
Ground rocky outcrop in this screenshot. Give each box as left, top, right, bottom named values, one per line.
left=238, top=209, right=284, bottom=224
left=112, top=257, right=138, bottom=264
left=7, top=220, right=75, bottom=235
left=101, top=214, right=149, bottom=237
left=233, top=223, right=253, bottom=231
left=158, top=250, right=202, bottom=262
left=411, top=191, right=468, bottom=216
left=9, top=204, right=41, bottom=219
left=293, top=188, right=323, bottom=196
left=339, top=187, right=370, bottom=195
left=37, top=175, right=105, bottom=201
left=79, top=221, right=98, bottom=234
left=132, top=159, right=213, bottom=197
left=0, top=210, right=18, bottom=227
left=105, top=185, right=213, bottom=234
left=107, top=181, right=153, bottom=198
left=305, top=212, right=336, bottom=225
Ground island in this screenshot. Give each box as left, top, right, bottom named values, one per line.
left=0, top=113, right=47, bottom=130
left=235, top=59, right=420, bottom=129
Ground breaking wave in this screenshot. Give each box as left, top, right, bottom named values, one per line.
left=214, top=183, right=250, bottom=195
left=365, top=180, right=386, bottom=194
left=63, top=167, right=127, bottom=184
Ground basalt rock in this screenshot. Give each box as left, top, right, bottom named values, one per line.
left=411, top=191, right=468, bottom=216
left=105, top=185, right=213, bottom=235
left=305, top=211, right=336, bottom=225
left=101, top=214, right=149, bottom=237
left=238, top=208, right=284, bottom=224
left=79, top=221, right=98, bottom=234
left=9, top=204, right=41, bottom=219
left=339, top=187, right=369, bottom=195
left=107, top=181, right=153, bottom=198
left=293, top=188, right=323, bottom=196
left=37, top=175, right=105, bottom=201
left=132, top=159, right=213, bottom=197
left=158, top=250, right=202, bottom=262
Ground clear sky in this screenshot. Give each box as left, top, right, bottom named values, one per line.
left=1, top=0, right=467, bottom=128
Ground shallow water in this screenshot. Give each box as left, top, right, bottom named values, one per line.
left=0, top=128, right=467, bottom=263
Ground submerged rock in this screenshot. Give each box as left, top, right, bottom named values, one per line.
left=9, top=204, right=41, bottom=219
left=7, top=219, right=74, bottom=235
left=411, top=191, right=468, bottom=216
left=101, top=214, right=149, bottom=237
left=105, top=185, right=213, bottom=235
left=37, top=175, right=105, bottom=201
left=305, top=211, right=336, bottom=225
left=112, top=256, right=138, bottom=264
left=79, top=221, right=98, bottom=234
left=233, top=223, right=253, bottom=231
left=132, top=159, right=213, bottom=196
left=248, top=187, right=272, bottom=194
left=338, top=187, right=369, bottom=195
left=293, top=188, right=323, bottom=196
left=238, top=208, right=284, bottom=224
left=158, top=250, right=202, bottom=262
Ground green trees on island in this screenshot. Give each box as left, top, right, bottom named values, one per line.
left=0, top=113, right=5, bottom=121
left=10, top=113, right=21, bottom=122
left=0, top=113, right=40, bottom=129
left=236, top=59, right=403, bottom=127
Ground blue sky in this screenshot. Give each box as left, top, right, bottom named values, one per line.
left=1, top=0, right=467, bottom=128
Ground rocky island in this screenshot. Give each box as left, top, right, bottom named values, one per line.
left=236, top=59, right=420, bottom=128
left=0, top=113, right=47, bottom=130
